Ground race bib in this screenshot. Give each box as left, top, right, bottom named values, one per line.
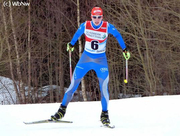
left=84, top=21, right=108, bottom=54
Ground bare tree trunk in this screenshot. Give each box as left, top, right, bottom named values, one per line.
left=77, top=0, right=87, bottom=101
left=58, top=1, right=64, bottom=102
left=27, top=0, right=32, bottom=103
left=47, top=3, right=54, bottom=103
left=59, top=44, right=64, bottom=102
left=2, top=5, right=20, bottom=104
left=48, top=37, right=54, bottom=103
left=9, top=5, right=26, bottom=103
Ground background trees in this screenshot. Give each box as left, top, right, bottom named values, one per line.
left=0, top=0, right=180, bottom=104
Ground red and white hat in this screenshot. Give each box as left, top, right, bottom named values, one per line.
left=91, top=7, right=103, bottom=16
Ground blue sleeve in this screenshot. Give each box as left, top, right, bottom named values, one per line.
left=70, top=22, right=85, bottom=45
left=108, top=23, right=126, bottom=50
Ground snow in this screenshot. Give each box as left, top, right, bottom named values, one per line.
left=0, top=95, right=180, bottom=136
left=0, top=76, right=17, bottom=104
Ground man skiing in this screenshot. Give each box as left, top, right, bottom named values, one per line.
left=51, top=7, right=130, bottom=126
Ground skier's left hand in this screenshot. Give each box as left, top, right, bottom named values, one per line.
left=123, top=48, right=130, bottom=60
left=67, top=42, right=74, bottom=52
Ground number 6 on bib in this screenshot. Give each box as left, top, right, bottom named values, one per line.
left=91, top=40, right=99, bottom=50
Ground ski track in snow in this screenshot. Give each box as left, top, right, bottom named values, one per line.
left=0, top=95, right=180, bottom=136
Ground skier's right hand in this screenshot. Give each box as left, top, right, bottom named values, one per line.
left=67, top=42, right=74, bottom=52
left=123, top=48, right=130, bottom=60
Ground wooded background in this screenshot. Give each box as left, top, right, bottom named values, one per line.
left=0, top=0, right=180, bottom=104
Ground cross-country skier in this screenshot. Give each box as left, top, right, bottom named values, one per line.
left=51, top=7, right=130, bottom=125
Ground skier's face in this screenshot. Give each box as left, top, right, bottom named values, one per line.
left=91, top=15, right=103, bottom=26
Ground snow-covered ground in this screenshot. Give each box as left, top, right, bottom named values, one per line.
left=0, top=95, right=180, bottom=136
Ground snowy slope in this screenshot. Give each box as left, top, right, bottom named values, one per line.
left=0, top=95, right=180, bottom=136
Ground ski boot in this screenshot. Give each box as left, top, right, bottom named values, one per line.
left=51, top=105, right=67, bottom=121
left=100, top=111, right=110, bottom=125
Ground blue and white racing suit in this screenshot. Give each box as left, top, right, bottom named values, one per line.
left=62, top=21, right=126, bottom=111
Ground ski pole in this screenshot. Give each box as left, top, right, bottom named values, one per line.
left=124, top=59, right=128, bottom=84
left=69, top=50, right=72, bottom=81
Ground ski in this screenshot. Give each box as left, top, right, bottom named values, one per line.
left=23, top=119, right=73, bottom=125
left=101, top=124, right=115, bottom=129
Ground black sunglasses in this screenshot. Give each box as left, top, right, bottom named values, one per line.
left=92, top=16, right=102, bottom=19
